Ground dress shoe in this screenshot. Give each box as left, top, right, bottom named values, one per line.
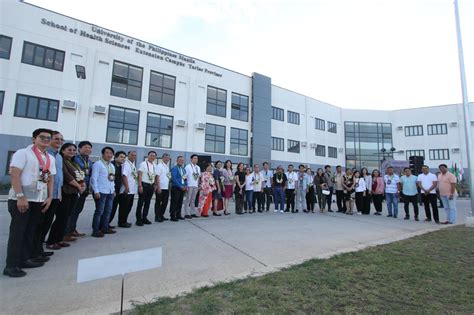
left=213, top=212, right=222, bottom=216
left=91, top=232, right=104, bottom=238
left=236, top=212, right=244, bottom=215
left=170, top=218, right=179, bottom=222
left=103, top=229, right=117, bottom=234
left=72, top=230, right=86, bottom=238
left=404, top=216, right=410, bottom=220
left=42, top=251, right=54, bottom=257
left=143, top=219, right=152, bottom=225
left=3, top=267, right=26, bottom=277
left=191, top=214, right=198, bottom=218
left=20, top=259, right=44, bottom=269
left=63, top=235, right=77, bottom=242
left=178, top=216, right=186, bottom=220
left=415, top=217, right=420, bottom=221
left=162, top=217, right=170, bottom=221
left=32, top=256, right=50, bottom=263
left=424, top=218, right=432, bottom=222
left=387, top=214, right=393, bottom=217
left=136, top=220, right=144, bottom=226
left=155, top=218, right=164, bottom=223
left=58, top=242, right=70, bottom=247
left=108, top=225, right=116, bottom=229
left=184, top=215, right=192, bottom=219
left=46, top=244, right=61, bottom=250
left=328, top=210, right=334, bottom=212
left=441, top=221, right=449, bottom=224
left=118, top=223, right=132, bottom=228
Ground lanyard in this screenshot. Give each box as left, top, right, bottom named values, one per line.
left=146, top=161, right=154, bottom=174
left=32, top=146, right=50, bottom=171
left=101, top=159, right=113, bottom=174
left=80, top=155, right=89, bottom=169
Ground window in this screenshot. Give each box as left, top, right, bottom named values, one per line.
left=272, top=106, right=284, bottom=121
left=287, top=111, right=300, bottom=125
left=315, top=145, right=326, bottom=157
left=405, top=125, right=423, bottom=136
left=106, top=106, right=139, bottom=145
left=271, top=137, right=284, bottom=151
left=230, top=128, right=248, bottom=156
left=429, top=149, right=449, bottom=160
left=207, top=86, right=227, bottom=117
left=231, top=93, right=249, bottom=122
left=145, top=113, right=173, bottom=148
left=0, top=35, right=12, bottom=59
left=205, top=123, right=225, bottom=153
left=427, top=123, right=447, bottom=135
left=148, top=71, right=175, bottom=107
left=21, top=41, right=64, bottom=71
left=288, top=140, right=300, bottom=153
left=315, top=118, right=325, bottom=131
left=110, top=60, right=143, bottom=101
left=406, top=150, right=425, bottom=160
left=14, top=94, right=59, bottom=121
left=328, top=146, right=337, bottom=158
left=5, top=151, right=16, bottom=175
left=0, top=90, right=4, bottom=114
left=328, top=121, right=337, bottom=133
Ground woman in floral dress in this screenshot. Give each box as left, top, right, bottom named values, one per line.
left=198, top=163, right=216, bottom=217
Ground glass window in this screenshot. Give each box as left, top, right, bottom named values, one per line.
left=328, top=121, right=337, bottom=133
left=288, top=139, right=300, bottom=153
left=272, top=106, right=284, bottom=121
left=0, top=35, right=13, bottom=60
left=315, top=118, right=325, bottom=131
left=230, top=127, right=248, bottom=156
left=149, top=70, right=176, bottom=107
left=21, top=41, right=64, bottom=71
left=427, top=123, right=448, bottom=135
left=328, top=146, right=337, bottom=158
left=0, top=90, right=4, bottom=114
left=287, top=111, right=300, bottom=125
left=145, top=112, right=173, bottom=148
left=106, top=105, right=139, bottom=145
left=205, top=123, right=226, bottom=153
left=429, top=149, right=449, bottom=160
left=405, top=125, right=423, bottom=136
left=206, top=86, right=227, bottom=117
left=231, top=93, right=249, bottom=122
left=14, top=94, right=59, bottom=122
left=406, top=150, right=425, bottom=160
left=111, top=60, right=143, bottom=101
left=316, top=145, right=326, bottom=157
left=271, top=137, right=284, bottom=151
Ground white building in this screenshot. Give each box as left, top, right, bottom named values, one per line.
left=0, top=0, right=473, bottom=184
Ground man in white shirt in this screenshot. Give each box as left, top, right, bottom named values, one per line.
left=135, top=151, right=157, bottom=226
left=261, top=162, right=273, bottom=212
left=252, top=164, right=264, bottom=212
left=90, top=147, right=116, bottom=237
left=4, top=128, right=57, bottom=277
left=417, top=165, right=439, bottom=223
left=285, top=164, right=298, bottom=213
left=296, top=164, right=310, bottom=213
left=184, top=154, right=201, bottom=218
left=117, top=151, right=138, bottom=228
left=154, top=153, right=171, bottom=222
left=383, top=167, right=400, bottom=218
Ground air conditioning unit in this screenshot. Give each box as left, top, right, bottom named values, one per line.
left=310, top=143, right=317, bottom=149
left=62, top=100, right=77, bottom=110
left=175, top=120, right=186, bottom=127
left=301, top=141, right=307, bottom=147
left=195, top=123, right=206, bottom=130
left=449, top=122, right=457, bottom=127
left=451, top=148, right=460, bottom=153
left=338, top=148, right=344, bottom=153
left=396, top=126, right=403, bottom=130
left=93, top=105, right=107, bottom=115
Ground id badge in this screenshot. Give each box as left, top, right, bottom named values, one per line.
left=37, top=181, right=45, bottom=191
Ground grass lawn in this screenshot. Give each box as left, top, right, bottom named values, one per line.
left=132, top=226, right=474, bottom=314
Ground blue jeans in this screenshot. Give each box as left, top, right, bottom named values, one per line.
left=92, top=193, right=114, bottom=233
left=385, top=193, right=398, bottom=217
left=274, top=187, right=285, bottom=210
left=440, top=196, right=457, bottom=223
left=245, top=190, right=254, bottom=211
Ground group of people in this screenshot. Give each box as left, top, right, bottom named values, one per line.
left=3, top=128, right=459, bottom=278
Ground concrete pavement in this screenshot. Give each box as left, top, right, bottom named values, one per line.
left=0, top=198, right=471, bottom=315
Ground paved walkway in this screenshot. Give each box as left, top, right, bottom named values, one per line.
left=0, top=198, right=471, bottom=314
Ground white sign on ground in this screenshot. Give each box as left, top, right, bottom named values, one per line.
left=77, top=247, right=162, bottom=283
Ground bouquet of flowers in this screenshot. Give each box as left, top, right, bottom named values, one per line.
left=148, top=172, right=155, bottom=182
left=192, top=172, right=199, bottom=180
left=74, top=169, right=85, bottom=183
left=166, top=172, right=172, bottom=180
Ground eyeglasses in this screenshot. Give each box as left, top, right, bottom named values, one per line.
left=38, top=135, right=52, bottom=141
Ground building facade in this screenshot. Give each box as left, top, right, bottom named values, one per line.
left=1, top=0, right=473, bottom=184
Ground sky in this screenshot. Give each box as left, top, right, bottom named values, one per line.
left=27, top=0, right=474, bottom=110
